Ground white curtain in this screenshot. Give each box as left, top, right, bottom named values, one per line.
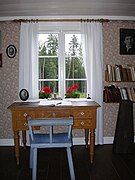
left=19, top=22, right=39, bottom=99
left=81, top=22, right=104, bottom=144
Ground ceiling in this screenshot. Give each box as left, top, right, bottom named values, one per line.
left=0, top=0, right=135, bottom=18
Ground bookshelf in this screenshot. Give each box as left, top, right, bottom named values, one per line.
left=105, top=64, right=135, bottom=82
left=104, top=64, right=135, bottom=103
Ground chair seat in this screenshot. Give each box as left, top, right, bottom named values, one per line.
left=30, top=133, right=72, bottom=148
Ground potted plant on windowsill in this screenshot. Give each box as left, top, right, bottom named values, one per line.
left=65, top=83, right=80, bottom=98
left=39, top=86, right=52, bottom=99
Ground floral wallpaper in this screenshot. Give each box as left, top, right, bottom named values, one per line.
left=103, top=20, right=135, bottom=137
left=0, top=20, right=135, bottom=140
left=0, top=22, right=20, bottom=138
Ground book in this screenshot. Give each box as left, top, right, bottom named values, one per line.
left=126, top=68, right=132, bottom=81
left=115, top=65, right=121, bottom=81
left=130, top=88, right=135, bottom=102
left=127, top=64, right=135, bottom=81
left=120, top=87, right=128, bottom=100
left=112, top=66, right=116, bottom=82
left=127, top=88, right=133, bottom=101
left=118, top=65, right=123, bottom=81
left=121, top=68, right=128, bottom=81
left=106, top=64, right=113, bottom=82
left=105, top=69, right=109, bottom=82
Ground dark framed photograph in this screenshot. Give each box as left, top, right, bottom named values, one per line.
left=19, top=89, right=29, bottom=101
left=0, top=31, right=1, bottom=50
left=0, top=53, right=2, bottom=67
left=6, top=44, right=17, bottom=58
left=120, top=28, right=135, bottom=55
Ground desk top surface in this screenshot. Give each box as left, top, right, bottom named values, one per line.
left=8, top=99, right=100, bottom=110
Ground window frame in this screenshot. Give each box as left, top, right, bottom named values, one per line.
left=38, top=23, right=87, bottom=98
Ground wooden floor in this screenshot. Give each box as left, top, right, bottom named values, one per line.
left=0, top=145, right=135, bottom=180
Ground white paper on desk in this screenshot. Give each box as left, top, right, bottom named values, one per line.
left=63, top=98, right=93, bottom=102
left=56, top=101, right=72, bottom=106
left=39, top=100, right=55, bottom=106
left=39, top=100, right=61, bottom=106
left=39, top=100, right=72, bottom=106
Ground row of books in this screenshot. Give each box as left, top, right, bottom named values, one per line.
left=103, top=85, right=135, bottom=103
left=105, top=64, right=135, bottom=82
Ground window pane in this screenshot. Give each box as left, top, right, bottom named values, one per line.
left=38, top=34, right=58, bottom=56
left=38, top=31, right=87, bottom=99
left=39, top=81, right=58, bottom=93
left=65, top=33, right=86, bottom=80
left=65, top=80, right=87, bottom=98
left=39, top=57, right=58, bottom=79
left=65, top=57, right=86, bottom=79
left=65, top=34, right=81, bottom=56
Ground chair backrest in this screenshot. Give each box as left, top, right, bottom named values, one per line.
left=27, top=117, right=73, bottom=144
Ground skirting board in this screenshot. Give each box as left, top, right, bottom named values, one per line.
left=0, top=137, right=115, bottom=146
left=0, top=137, right=135, bottom=146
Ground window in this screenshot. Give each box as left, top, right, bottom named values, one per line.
left=38, top=24, right=87, bottom=99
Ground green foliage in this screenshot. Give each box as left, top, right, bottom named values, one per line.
left=39, top=34, right=58, bottom=56
left=65, top=91, right=80, bottom=98
left=68, top=35, right=80, bottom=56
left=39, top=92, right=51, bottom=99
left=38, top=33, right=86, bottom=96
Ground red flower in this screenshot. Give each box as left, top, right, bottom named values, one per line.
left=67, top=83, right=79, bottom=93
left=41, top=86, right=52, bottom=94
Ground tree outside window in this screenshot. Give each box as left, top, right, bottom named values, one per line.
left=38, top=32, right=87, bottom=99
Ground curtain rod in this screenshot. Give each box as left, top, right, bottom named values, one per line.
left=13, top=18, right=109, bottom=23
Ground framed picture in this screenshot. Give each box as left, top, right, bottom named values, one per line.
left=0, top=54, right=2, bottom=67
left=6, top=44, right=17, bottom=58
left=19, top=89, right=29, bottom=101
left=0, top=31, right=1, bottom=50
left=120, top=28, right=135, bottom=55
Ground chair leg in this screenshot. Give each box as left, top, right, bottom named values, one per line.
left=30, top=147, right=33, bottom=169
left=32, top=147, right=37, bottom=180
left=66, top=147, right=75, bottom=180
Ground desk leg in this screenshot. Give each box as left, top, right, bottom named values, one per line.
left=85, top=129, right=89, bottom=148
left=90, top=129, right=95, bottom=164
left=14, top=130, right=20, bottom=165
left=22, top=130, right=26, bottom=148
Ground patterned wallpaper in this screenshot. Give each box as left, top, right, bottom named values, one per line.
left=103, top=20, right=135, bottom=137
left=0, top=20, right=135, bottom=139
left=0, top=22, right=20, bottom=138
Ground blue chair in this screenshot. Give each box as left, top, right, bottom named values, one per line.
left=28, top=117, right=75, bottom=180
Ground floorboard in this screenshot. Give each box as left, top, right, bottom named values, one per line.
left=0, top=145, right=135, bottom=180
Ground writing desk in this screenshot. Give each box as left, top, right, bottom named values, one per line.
left=8, top=100, right=100, bottom=165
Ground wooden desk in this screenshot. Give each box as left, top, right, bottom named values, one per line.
left=8, top=100, right=100, bottom=165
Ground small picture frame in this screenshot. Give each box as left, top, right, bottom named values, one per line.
left=6, top=44, right=17, bottom=58
left=19, top=89, right=29, bottom=101
left=0, top=54, right=2, bottom=67
left=0, top=31, right=1, bottom=50
left=120, top=28, right=135, bottom=55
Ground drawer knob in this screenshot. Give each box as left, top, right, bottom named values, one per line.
left=52, top=112, right=56, bottom=117
left=81, top=112, right=84, bottom=115
left=81, top=121, right=84, bottom=125
left=23, top=113, right=28, bottom=117
left=24, top=122, right=28, bottom=126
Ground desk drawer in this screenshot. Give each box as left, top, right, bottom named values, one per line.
left=36, top=110, right=71, bottom=118
left=73, top=119, right=92, bottom=129
left=71, top=109, right=93, bottom=118
left=18, top=111, right=35, bottom=120
left=15, top=111, right=35, bottom=130
left=16, top=119, right=28, bottom=130
left=36, top=111, right=52, bottom=118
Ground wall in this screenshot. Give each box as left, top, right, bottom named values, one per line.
left=0, top=20, right=135, bottom=141
left=103, top=20, right=135, bottom=137
left=0, top=22, right=20, bottom=138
